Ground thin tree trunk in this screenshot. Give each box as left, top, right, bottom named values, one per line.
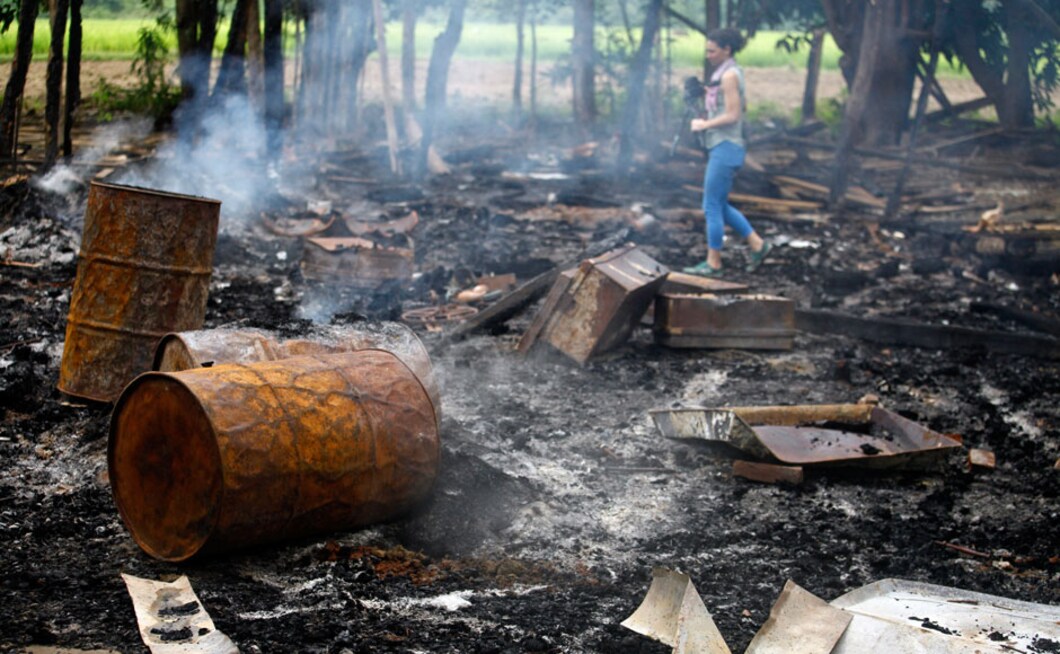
left=45, top=0, right=70, bottom=169
left=63, top=0, right=83, bottom=159
left=214, top=0, right=251, bottom=98
left=0, top=0, right=40, bottom=160
left=530, top=0, right=538, bottom=121
left=247, top=0, right=264, bottom=107
left=616, top=0, right=663, bottom=173
left=402, top=0, right=417, bottom=112
left=705, top=0, right=720, bottom=79
left=373, top=0, right=402, bottom=174
left=513, top=0, right=526, bottom=119
left=263, top=0, right=284, bottom=158
left=571, top=0, right=596, bottom=128
left=419, top=0, right=467, bottom=178
left=800, top=27, right=824, bottom=123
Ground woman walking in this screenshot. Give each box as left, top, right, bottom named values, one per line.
left=684, top=28, right=771, bottom=277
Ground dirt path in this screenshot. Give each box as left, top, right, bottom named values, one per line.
left=16, top=59, right=992, bottom=119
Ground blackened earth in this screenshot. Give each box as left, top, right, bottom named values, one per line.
left=0, top=129, right=1058, bottom=653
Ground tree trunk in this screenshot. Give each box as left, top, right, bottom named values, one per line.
left=705, top=0, right=720, bottom=78
left=246, top=0, right=264, bottom=106
left=263, top=0, right=284, bottom=158
left=998, top=0, right=1035, bottom=129
left=800, top=27, right=824, bottom=123
left=63, top=0, right=83, bottom=159
left=571, top=0, right=595, bottom=128
left=616, top=0, right=663, bottom=173
left=402, top=0, right=417, bottom=112
left=214, top=0, right=252, bottom=98
left=418, top=0, right=467, bottom=177
left=820, top=0, right=863, bottom=86
left=175, top=0, right=219, bottom=136
left=0, top=0, right=40, bottom=160
left=513, top=0, right=526, bottom=118
left=45, top=0, right=70, bottom=169
left=850, top=0, right=920, bottom=146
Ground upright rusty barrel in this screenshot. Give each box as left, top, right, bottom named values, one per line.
left=152, top=322, right=441, bottom=424
left=109, top=350, right=440, bottom=561
left=59, top=182, right=221, bottom=402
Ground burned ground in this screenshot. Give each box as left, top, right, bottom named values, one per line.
left=0, top=120, right=1058, bottom=653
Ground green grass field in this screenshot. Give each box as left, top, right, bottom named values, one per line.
left=0, top=18, right=968, bottom=76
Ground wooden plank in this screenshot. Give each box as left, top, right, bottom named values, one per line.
left=795, top=308, right=1060, bottom=359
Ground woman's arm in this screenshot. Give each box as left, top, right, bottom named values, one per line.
left=691, top=70, right=742, bottom=132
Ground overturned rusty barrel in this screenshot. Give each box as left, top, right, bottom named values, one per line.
left=58, top=182, right=220, bottom=402
left=152, top=323, right=441, bottom=423
left=109, top=350, right=440, bottom=561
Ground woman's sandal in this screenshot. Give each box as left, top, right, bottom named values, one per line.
left=682, top=261, right=725, bottom=278
left=746, top=241, right=773, bottom=272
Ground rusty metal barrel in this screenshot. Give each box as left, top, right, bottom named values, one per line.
left=151, top=323, right=441, bottom=424
left=109, top=350, right=440, bottom=561
left=58, top=182, right=221, bottom=402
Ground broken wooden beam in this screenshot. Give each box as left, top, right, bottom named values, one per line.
left=795, top=309, right=1060, bottom=359
left=970, top=302, right=1060, bottom=337
left=732, top=460, right=804, bottom=485
left=441, top=229, right=633, bottom=343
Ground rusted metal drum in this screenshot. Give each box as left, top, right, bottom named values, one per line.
left=151, top=323, right=441, bottom=424
left=109, top=350, right=440, bottom=562
left=58, top=182, right=221, bottom=402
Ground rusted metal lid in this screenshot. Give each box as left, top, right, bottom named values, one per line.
left=109, top=373, right=223, bottom=561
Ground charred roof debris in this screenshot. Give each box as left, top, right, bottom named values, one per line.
left=1, top=71, right=1059, bottom=654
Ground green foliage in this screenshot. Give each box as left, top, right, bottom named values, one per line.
left=89, top=15, right=179, bottom=119
left=0, top=0, right=16, bottom=33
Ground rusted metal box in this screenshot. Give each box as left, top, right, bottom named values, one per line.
left=58, top=182, right=220, bottom=402
left=654, top=293, right=795, bottom=350
left=518, top=245, right=669, bottom=364
left=301, top=236, right=414, bottom=287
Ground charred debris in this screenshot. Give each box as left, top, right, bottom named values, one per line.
left=0, top=108, right=1059, bottom=653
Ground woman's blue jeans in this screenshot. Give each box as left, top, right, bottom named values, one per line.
left=702, top=140, right=753, bottom=250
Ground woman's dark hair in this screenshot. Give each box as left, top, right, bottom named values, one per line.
left=706, top=28, right=746, bottom=54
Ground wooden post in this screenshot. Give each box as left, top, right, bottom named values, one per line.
left=884, top=0, right=948, bottom=220
left=263, top=0, right=284, bottom=159
left=513, top=0, right=526, bottom=119
left=372, top=0, right=402, bottom=175
left=401, top=0, right=417, bottom=112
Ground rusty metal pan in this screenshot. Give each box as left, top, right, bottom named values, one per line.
left=650, top=404, right=962, bottom=469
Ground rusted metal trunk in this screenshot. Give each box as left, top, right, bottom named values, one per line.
left=301, top=237, right=414, bottom=286
left=109, top=350, right=440, bottom=562
left=58, top=182, right=220, bottom=402
left=153, top=323, right=441, bottom=424
left=653, top=293, right=795, bottom=350
left=519, top=245, right=669, bottom=364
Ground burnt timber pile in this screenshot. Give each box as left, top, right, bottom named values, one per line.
left=0, top=119, right=1058, bottom=653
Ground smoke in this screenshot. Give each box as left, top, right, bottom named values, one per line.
left=34, top=119, right=154, bottom=199
left=115, top=92, right=292, bottom=233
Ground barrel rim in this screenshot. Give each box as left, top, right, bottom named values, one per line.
left=89, top=180, right=223, bottom=206
left=109, top=370, right=224, bottom=562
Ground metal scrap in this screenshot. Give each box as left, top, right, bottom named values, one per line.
left=121, top=574, right=238, bottom=654
left=650, top=404, right=963, bottom=469
left=620, top=568, right=732, bottom=654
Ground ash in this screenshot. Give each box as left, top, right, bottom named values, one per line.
left=0, top=124, right=1058, bottom=654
